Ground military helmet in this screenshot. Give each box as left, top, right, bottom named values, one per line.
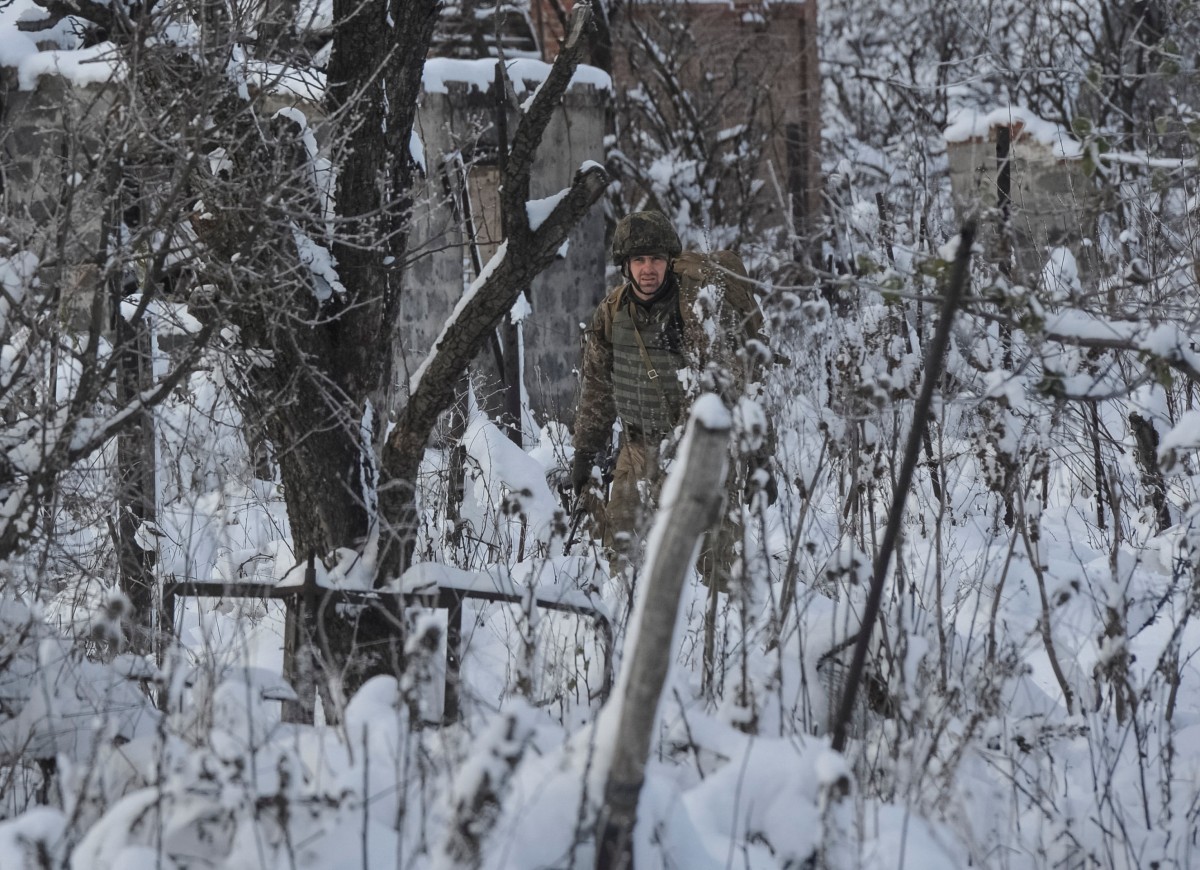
left=611, top=211, right=682, bottom=264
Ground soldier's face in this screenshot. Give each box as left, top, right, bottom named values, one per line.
left=629, top=254, right=669, bottom=299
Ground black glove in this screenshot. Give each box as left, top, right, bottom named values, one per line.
left=745, top=456, right=778, bottom=506
left=571, top=453, right=594, bottom=496
left=764, top=469, right=779, bottom=505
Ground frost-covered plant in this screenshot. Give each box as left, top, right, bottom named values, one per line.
left=604, top=4, right=787, bottom=254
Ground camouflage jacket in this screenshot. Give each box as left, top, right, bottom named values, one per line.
left=574, top=252, right=752, bottom=466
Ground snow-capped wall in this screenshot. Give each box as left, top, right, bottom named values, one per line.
left=404, top=71, right=608, bottom=426
left=0, top=70, right=115, bottom=331
left=945, top=107, right=1099, bottom=287
left=0, top=56, right=608, bottom=425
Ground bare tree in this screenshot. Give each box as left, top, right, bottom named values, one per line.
left=5, top=0, right=608, bottom=679
left=0, top=67, right=218, bottom=649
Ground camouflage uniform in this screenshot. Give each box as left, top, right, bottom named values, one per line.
left=573, top=219, right=751, bottom=576
left=575, top=273, right=685, bottom=550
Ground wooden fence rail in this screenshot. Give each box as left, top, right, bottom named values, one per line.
left=165, top=562, right=613, bottom=724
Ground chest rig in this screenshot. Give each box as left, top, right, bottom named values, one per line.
left=610, top=283, right=687, bottom=438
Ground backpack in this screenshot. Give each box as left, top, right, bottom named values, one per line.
left=671, top=250, right=766, bottom=346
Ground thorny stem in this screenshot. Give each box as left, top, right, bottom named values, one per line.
left=830, top=221, right=974, bottom=754
left=933, top=462, right=949, bottom=689
left=777, top=435, right=829, bottom=639
left=984, top=497, right=1027, bottom=671
left=1016, top=475, right=1076, bottom=715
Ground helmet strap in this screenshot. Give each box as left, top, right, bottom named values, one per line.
left=623, top=255, right=676, bottom=299
left=628, top=269, right=677, bottom=306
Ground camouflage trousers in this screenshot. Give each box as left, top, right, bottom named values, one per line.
left=589, top=432, right=740, bottom=588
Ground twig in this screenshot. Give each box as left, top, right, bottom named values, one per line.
left=830, top=221, right=974, bottom=753
left=1016, top=484, right=1076, bottom=715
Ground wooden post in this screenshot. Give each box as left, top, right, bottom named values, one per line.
left=494, top=63, right=524, bottom=447
left=114, top=311, right=158, bottom=654
left=167, top=573, right=615, bottom=726
left=282, top=555, right=319, bottom=723
left=595, top=402, right=731, bottom=870
left=996, top=124, right=1015, bottom=374
left=444, top=594, right=463, bottom=724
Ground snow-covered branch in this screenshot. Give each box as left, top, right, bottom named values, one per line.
left=377, top=7, right=608, bottom=585
left=499, top=1, right=594, bottom=239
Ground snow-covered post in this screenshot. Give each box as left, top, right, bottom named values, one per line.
left=594, top=396, right=730, bottom=870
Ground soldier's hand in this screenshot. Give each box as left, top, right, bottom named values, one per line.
left=571, top=454, right=594, bottom=496
left=745, top=458, right=778, bottom=506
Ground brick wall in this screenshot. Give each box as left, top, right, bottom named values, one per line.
left=532, top=0, right=822, bottom=247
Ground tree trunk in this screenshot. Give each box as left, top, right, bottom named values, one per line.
left=71, top=0, right=606, bottom=705
left=113, top=282, right=158, bottom=656
left=258, top=0, right=440, bottom=570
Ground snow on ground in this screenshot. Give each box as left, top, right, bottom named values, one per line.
left=5, top=306, right=1200, bottom=868
left=6, top=3, right=1200, bottom=867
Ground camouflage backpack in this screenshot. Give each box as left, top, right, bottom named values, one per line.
left=671, top=250, right=765, bottom=346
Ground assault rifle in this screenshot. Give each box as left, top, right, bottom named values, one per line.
left=561, top=442, right=616, bottom=552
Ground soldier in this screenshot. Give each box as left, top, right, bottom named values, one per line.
left=572, top=210, right=770, bottom=577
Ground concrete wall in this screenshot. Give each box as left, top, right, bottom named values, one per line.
left=947, top=128, right=1100, bottom=287
left=408, top=79, right=608, bottom=424
left=2, top=64, right=608, bottom=427
left=0, top=72, right=115, bottom=331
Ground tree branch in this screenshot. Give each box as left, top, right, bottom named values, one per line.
left=830, top=221, right=974, bottom=753
left=500, top=2, right=593, bottom=240
left=378, top=1, right=608, bottom=580
left=595, top=399, right=730, bottom=869
left=402, top=165, right=608, bottom=427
